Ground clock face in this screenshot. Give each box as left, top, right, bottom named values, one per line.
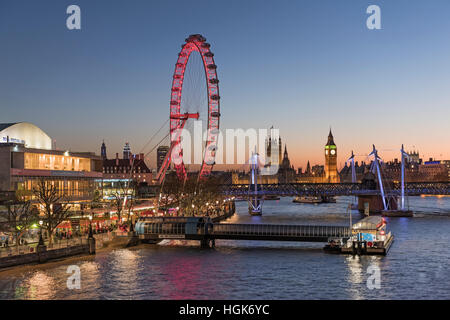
left=325, top=150, right=328, bottom=155
left=330, top=149, right=336, bottom=155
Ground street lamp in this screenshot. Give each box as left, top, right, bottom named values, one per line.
left=88, top=215, right=93, bottom=238
left=38, top=220, right=44, bottom=246
left=129, top=212, right=134, bottom=232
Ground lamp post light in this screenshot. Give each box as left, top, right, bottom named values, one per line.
left=38, top=220, right=44, bottom=246
left=88, top=215, right=93, bottom=238
left=129, top=212, right=134, bottom=232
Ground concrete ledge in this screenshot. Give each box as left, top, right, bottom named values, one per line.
left=0, top=244, right=90, bottom=269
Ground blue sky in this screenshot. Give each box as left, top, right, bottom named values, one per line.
left=1, top=0, right=450, bottom=169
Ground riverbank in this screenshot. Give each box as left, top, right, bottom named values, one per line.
left=0, top=242, right=148, bottom=276
left=0, top=205, right=236, bottom=271
left=0, top=233, right=112, bottom=270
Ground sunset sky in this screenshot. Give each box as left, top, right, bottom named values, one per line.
left=1, top=0, right=450, bottom=170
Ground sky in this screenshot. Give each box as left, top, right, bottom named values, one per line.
left=1, top=0, right=450, bottom=170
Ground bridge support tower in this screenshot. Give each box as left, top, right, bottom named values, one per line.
left=248, top=152, right=263, bottom=216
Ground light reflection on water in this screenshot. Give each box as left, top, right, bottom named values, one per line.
left=23, top=272, right=56, bottom=300
left=0, top=196, right=449, bottom=300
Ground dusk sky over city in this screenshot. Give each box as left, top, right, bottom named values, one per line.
left=1, top=0, right=450, bottom=169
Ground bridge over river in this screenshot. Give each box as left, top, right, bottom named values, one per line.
left=135, top=216, right=392, bottom=255
left=137, top=218, right=351, bottom=243
left=220, top=182, right=450, bottom=197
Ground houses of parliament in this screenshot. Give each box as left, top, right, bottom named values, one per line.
left=232, top=129, right=340, bottom=184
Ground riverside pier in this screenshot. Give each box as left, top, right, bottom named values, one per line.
left=135, top=215, right=393, bottom=255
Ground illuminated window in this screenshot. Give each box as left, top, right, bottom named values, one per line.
left=24, top=153, right=91, bottom=172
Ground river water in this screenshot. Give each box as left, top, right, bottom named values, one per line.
left=0, top=196, right=449, bottom=300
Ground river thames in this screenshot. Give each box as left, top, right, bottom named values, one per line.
left=0, top=196, right=449, bottom=300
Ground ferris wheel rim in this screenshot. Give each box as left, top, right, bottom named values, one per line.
left=169, top=34, right=220, bottom=181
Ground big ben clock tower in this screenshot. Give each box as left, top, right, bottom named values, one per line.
left=324, top=129, right=339, bottom=183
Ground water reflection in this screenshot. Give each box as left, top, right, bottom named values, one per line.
left=21, top=271, right=56, bottom=300
left=103, top=249, right=141, bottom=298
left=344, top=254, right=384, bottom=300
left=345, top=256, right=364, bottom=300
left=165, top=256, right=209, bottom=299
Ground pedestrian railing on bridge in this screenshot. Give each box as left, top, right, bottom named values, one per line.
left=136, top=218, right=352, bottom=243
left=211, top=223, right=351, bottom=239
left=220, top=181, right=450, bottom=197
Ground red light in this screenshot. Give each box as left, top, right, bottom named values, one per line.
left=164, top=35, right=220, bottom=182
left=380, top=230, right=385, bottom=235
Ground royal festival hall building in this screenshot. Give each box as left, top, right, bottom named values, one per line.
left=0, top=122, right=103, bottom=205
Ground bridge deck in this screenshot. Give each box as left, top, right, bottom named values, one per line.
left=139, top=222, right=351, bottom=243
left=220, top=182, right=450, bottom=197
left=211, top=223, right=351, bottom=242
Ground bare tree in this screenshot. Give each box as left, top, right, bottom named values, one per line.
left=125, top=195, right=134, bottom=225
left=33, top=179, right=71, bottom=245
left=157, top=175, right=225, bottom=216
left=160, top=173, right=184, bottom=212
left=0, top=200, right=38, bottom=251
left=110, top=180, right=129, bottom=226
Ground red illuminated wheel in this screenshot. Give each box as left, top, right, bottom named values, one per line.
left=170, top=34, right=220, bottom=181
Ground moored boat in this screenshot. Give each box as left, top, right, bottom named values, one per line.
left=264, top=195, right=280, bottom=201
left=293, top=195, right=336, bottom=204
left=293, top=196, right=322, bottom=204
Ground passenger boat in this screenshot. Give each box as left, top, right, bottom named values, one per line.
left=381, top=210, right=413, bottom=217
left=292, top=196, right=322, bottom=204
left=340, top=216, right=394, bottom=255
left=264, top=195, right=280, bottom=201
left=292, top=195, right=336, bottom=204
left=321, top=196, right=336, bottom=203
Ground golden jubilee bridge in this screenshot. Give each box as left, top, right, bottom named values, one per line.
left=219, top=181, right=450, bottom=197
left=219, top=146, right=450, bottom=215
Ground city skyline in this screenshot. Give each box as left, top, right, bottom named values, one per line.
left=98, top=132, right=441, bottom=173
left=1, top=1, right=450, bottom=170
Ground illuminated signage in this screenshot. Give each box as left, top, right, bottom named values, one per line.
left=1, top=136, right=25, bottom=144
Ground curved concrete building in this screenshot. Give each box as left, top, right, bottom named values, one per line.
left=0, top=122, right=102, bottom=202
left=0, top=122, right=52, bottom=150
